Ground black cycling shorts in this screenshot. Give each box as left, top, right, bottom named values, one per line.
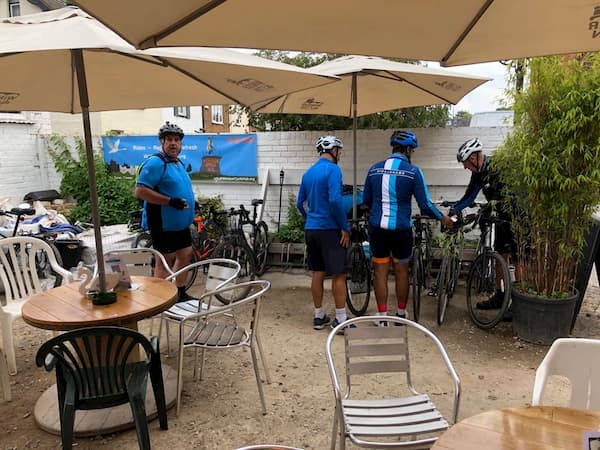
left=305, top=229, right=347, bottom=275
left=369, top=226, right=413, bottom=264
left=150, top=227, right=192, bottom=254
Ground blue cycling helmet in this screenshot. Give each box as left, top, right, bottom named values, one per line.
left=390, top=130, right=418, bottom=149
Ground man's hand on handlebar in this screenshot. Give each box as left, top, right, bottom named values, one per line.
left=441, top=214, right=454, bottom=230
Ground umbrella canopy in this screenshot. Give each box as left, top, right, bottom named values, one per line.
left=254, top=55, right=490, bottom=218
left=74, top=0, right=600, bottom=66
left=255, top=55, right=489, bottom=116
left=0, top=9, right=337, bottom=113
left=0, top=7, right=335, bottom=291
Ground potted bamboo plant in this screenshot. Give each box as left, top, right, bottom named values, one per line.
left=493, top=54, right=600, bottom=344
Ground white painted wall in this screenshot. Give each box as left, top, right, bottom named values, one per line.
left=194, top=127, right=512, bottom=232
left=0, top=124, right=511, bottom=231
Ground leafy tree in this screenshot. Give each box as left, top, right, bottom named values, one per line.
left=452, top=110, right=472, bottom=127
left=246, top=51, right=450, bottom=131
left=47, top=135, right=139, bottom=225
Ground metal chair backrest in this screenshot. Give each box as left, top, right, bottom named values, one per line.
left=103, top=248, right=173, bottom=278
left=532, top=338, right=600, bottom=410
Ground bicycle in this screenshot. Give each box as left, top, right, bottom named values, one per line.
left=239, top=199, right=269, bottom=276
left=345, top=214, right=372, bottom=316
left=465, top=202, right=512, bottom=330
left=131, top=203, right=228, bottom=289
left=0, top=206, right=65, bottom=287
left=210, top=207, right=257, bottom=303
left=410, top=214, right=434, bottom=323
left=428, top=202, right=476, bottom=325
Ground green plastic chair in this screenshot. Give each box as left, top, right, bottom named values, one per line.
left=35, top=326, right=168, bottom=450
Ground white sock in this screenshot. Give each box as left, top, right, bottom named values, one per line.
left=377, top=311, right=387, bottom=317
left=397, top=308, right=406, bottom=317
left=335, top=308, right=347, bottom=323
left=315, top=307, right=325, bottom=319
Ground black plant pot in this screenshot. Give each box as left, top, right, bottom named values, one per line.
left=511, top=286, right=578, bottom=345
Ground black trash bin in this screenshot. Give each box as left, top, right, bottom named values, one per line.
left=54, top=239, right=84, bottom=270
left=571, top=209, right=600, bottom=332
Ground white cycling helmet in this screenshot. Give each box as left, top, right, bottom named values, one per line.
left=457, top=137, right=483, bottom=162
left=315, top=135, right=343, bottom=154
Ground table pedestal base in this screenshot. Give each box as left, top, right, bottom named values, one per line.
left=33, top=364, right=177, bottom=437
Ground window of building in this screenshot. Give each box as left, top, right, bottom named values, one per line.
left=173, top=106, right=190, bottom=118
left=8, top=0, right=20, bottom=17
left=211, top=105, right=224, bottom=124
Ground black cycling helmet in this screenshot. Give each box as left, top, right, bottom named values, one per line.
left=158, top=121, right=184, bottom=139
left=390, top=130, right=418, bottom=149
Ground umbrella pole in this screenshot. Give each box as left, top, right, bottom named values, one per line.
left=73, top=49, right=107, bottom=293
left=352, top=73, right=358, bottom=220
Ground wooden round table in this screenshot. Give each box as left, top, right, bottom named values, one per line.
left=432, top=406, right=600, bottom=449
left=22, top=276, right=178, bottom=437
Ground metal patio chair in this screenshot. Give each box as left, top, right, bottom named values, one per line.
left=325, top=316, right=461, bottom=449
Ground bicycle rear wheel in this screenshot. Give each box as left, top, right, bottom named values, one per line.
left=212, top=239, right=256, bottom=304
left=345, top=244, right=371, bottom=316
left=436, top=255, right=450, bottom=325
left=466, top=252, right=511, bottom=329
left=411, top=247, right=422, bottom=322
left=35, top=241, right=64, bottom=288
left=133, top=231, right=152, bottom=249
left=254, top=221, right=269, bottom=276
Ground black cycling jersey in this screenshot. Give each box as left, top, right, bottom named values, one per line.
left=454, top=155, right=505, bottom=212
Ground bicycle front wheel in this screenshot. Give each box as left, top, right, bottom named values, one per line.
left=212, top=240, right=256, bottom=304
left=411, top=247, right=422, bottom=323
left=254, top=221, right=269, bottom=276
left=466, top=252, right=511, bottom=330
left=437, top=255, right=450, bottom=325
left=345, top=244, right=371, bottom=316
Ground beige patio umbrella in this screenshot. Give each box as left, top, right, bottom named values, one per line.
left=254, top=55, right=490, bottom=217
left=74, top=0, right=600, bottom=66
left=0, top=7, right=336, bottom=291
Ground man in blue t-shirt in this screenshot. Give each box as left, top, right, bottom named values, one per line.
left=297, top=135, right=351, bottom=331
left=135, top=121, right=195, bottom=301
left=363, top=130, right=452, bottom=322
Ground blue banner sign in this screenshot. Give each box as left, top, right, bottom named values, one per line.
left=102, top=134, right=258, bottom=183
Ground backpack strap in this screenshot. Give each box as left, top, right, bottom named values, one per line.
left=137, top=152, right=182, bottom=191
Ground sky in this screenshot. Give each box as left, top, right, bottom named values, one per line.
left=430, top=61, right=511, bottom=115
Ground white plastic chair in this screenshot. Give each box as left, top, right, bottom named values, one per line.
left=175, top=279, right=271, bottom=416
left=532, top=337, right=600, bottom=410
left=0, top=347, right=10, bottom=401
left=325, top=316, right=461, bottom=450
left=159, top=258, right=241, bottom=355
left=0, top=236, right=73, bottom=374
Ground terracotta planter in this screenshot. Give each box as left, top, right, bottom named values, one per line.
left=511, top=286, right=578, bottom=345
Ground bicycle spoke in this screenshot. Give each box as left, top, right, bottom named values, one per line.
left=437, top=256, right=450, bottom=325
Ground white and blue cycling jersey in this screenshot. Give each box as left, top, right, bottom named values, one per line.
left=363, top=153, right=443, bottom=231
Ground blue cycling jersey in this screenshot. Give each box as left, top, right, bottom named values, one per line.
left=136, top=155, right=194, bottom=232
left=363, top=153, right=442, bottom=230
left=296, top=158, right=350, bottom=232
